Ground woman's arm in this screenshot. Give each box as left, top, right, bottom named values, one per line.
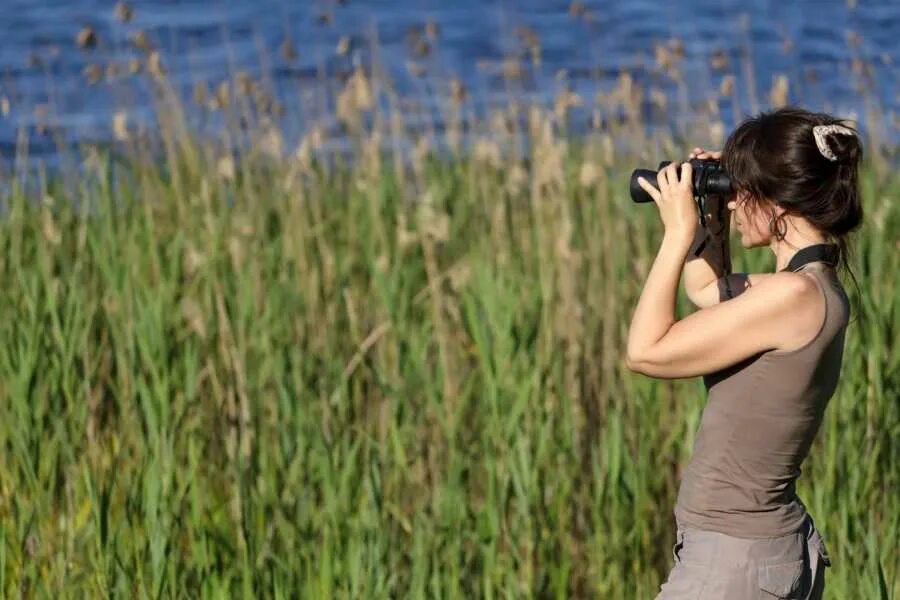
left=626, top=232, right=695, bottom=362
left=681, top=148, right=733, bottom=303
left=683, top=198, right=731, bottom=302
left=683, top=202, right=767, bottom=308
left=625, top=272, right=820, bottom=378
left=624, top=161, right=823, bottom=378
left=625, top=161, right=698, bottom=360
left=679, top=147, right=769, bottom=308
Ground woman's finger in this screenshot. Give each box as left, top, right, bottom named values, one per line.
left=664, top=162, right=678, bottom=188
left=637, top=177, right=661, bottom=203
left=656, top=166, right=668, bottom=195
left=679, top=161, right=693, bottom=189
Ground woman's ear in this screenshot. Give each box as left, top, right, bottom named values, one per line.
left=758, top=199, right=785, bottom=220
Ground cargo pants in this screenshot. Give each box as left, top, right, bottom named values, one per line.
left=655, top=514, right=831, bottom=599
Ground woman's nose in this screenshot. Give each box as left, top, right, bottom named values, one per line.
left=727, top=200, right=737, bottom=210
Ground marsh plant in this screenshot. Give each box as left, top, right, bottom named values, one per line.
left=0, top=8, right=897, bottom=598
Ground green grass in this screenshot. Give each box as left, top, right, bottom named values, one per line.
left=0, top=125, right=896, bottom=598
left=2, top=17, right=900, bottom=594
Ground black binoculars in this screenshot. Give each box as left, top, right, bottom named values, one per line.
left=629, top=159, right=733, bottom=204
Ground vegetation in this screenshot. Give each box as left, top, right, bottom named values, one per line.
left=0, top=9, right=897, bottom=598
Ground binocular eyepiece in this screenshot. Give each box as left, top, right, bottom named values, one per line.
left=629, top=159, right=733, bottom=204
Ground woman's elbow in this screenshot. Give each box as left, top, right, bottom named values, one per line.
left=625, top=348, right=666, bottom=375
left=625, top=356, right=685, bottom=380
left=624, top=353, right=647, bottom=373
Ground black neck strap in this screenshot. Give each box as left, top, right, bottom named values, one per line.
left=781, top=243, right=840, bottom=272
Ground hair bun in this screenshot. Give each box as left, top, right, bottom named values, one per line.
left=814, top=123, right=862, bottom=164
left=827, top=129, right=862, bottom=164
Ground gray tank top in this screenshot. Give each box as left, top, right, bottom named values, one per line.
left=674, top=262, right=850, bottom=538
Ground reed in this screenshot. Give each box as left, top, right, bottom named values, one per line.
left=0, top=9, right=897, bottom=598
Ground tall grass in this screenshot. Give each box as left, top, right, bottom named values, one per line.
left=0, top=12, right=898, bottom=598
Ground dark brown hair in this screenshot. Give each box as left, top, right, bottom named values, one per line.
left=721, top=106, right=863, bottom=307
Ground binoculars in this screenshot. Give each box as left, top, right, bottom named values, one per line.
left=629, top=159, right=733, bottom=204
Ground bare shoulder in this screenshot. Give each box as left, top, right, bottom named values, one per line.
left=690, top=270, right=813, bottom=308
left=747, top=271, right=825, bottom=352
left=750, top=270, right=818, bottom=296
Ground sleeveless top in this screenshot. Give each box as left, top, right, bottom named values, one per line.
left=674, top=261, right=851, bottom=538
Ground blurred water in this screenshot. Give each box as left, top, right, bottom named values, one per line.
left=0, top=0, right=897, bottom=165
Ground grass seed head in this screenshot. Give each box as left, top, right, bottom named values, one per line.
left=336, top=36, right=351, bottom=56
left=406, top=61, right=426, bottom=77
left=147, top=51, right=166, bottom=79
left=41, top=208, right=62, bottom=246
left=719, top=75, right=736, bottom=96
left=769, top=74, right=789, bottom=108
left=472, top=138, right=502, bottom=170
left=128, top=30, right=153, bottom=53
left=76, top=26, right=98, bottom=49
left=112, top=111, right=129, bottom=141
left=449, top=79, right=467, bottom=105
left=217, top=156, right=236, bottom=181
left=710, top=49, right=729, bottom=71
left=82, top=64, right=103, bottom=85
left=114, top=2, right=133, bottom=23
left=554, top=89, right=583, bottom=121
left=180, top=298, right=207, bottom=339
left=426, top=18, right=440, bottom=39
left=579, top=161, right=599, bottom=189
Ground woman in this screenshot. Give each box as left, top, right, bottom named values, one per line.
left=626, top=106, right=863, bottom=599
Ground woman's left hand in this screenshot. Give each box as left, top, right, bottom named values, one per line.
left=636, top=161, right=698, bottom=242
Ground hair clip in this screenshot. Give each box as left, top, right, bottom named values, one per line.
left=812, top=124, right=856, bottom=161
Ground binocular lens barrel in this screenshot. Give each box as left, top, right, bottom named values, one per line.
left=629, top=160, right=733, bottom=204
left=629, top=169, right=662, bottom=203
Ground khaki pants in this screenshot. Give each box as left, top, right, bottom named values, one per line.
left=656, top=515, right=830, bottom=599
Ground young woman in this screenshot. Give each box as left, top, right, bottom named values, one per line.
left=626, top=107, right=863, bottom=599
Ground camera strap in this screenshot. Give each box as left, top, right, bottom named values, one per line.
left=691, top=194, right=726, bottom=258
left=780, top=243, right=840, bottom=272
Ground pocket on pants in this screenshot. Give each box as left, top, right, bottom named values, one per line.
left=758, top=559, right=805, bottom=598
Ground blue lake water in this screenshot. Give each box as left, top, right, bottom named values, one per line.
left=0, top=0, right=897, bottom=165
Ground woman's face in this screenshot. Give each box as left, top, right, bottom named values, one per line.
left=727, top=192, right=775, bottom=248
